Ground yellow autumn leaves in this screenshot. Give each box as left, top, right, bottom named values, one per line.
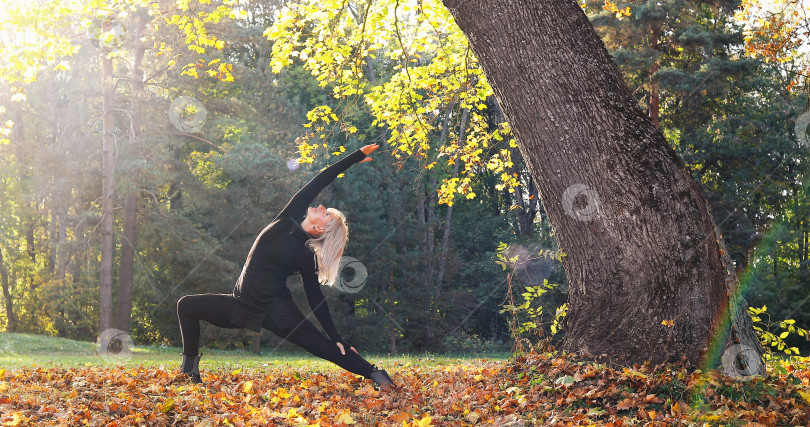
left=266, top=0, right=522, bottom=205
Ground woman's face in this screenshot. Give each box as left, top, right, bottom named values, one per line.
left=307, top=204, right=331, bottom=232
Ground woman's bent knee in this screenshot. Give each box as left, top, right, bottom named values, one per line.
left=177, top=295, right=195, bottom=315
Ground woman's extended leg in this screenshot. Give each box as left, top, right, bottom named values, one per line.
left=263, top=295, right=375, bottom=378
left=176, top=293, right=241, bottom=356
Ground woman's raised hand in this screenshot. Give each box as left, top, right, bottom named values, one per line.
left=359, top=144, right=379, bottom=163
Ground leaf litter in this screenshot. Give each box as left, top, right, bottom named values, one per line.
left=1, top=349, right=809, bottom=426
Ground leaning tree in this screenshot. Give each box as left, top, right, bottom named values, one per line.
left=441, top=0, right=764, bottom=370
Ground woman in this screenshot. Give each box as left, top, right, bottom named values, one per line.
left=176, top=144, right=396, bottom=391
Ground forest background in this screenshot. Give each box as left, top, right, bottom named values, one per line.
left=1, top=0, right=809, bottom=358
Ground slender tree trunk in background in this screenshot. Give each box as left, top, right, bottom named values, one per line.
left=801, top=224, right=808, bottom=284
left=424, top=109, right=450, bottom=343
left=443, top=0, right=763, bottom=369
left=797, top=220, right=807, bottom=275
left=169, top=183, right=183, bottom=210
left=48, top=80, right=60, bottom=275
left=418, top=181, right=433, bottom=338
left=56, top=205, right=68, bottom=281
left=649, top=23, right=661, bottom=127
left=388, top=261, right=397, bottom=355
left=99, top=21, right=116, bottom=334
left=10, top=93, right=39, bottom=292
left=48, top=210, right=57, bottom=273
left=427, top=109, right=466, bottom=347
left=116, top=192, right=138, bottom=331
left=434, top=108, right=467, bottom=298
left=386, top=162, right=399, bottom=355
left=116, top=13, right=146, bottom=333
left=12, top=106, right=37, bottom=266
left=25, top=221, right=35, bottom=263
left=492, top=97, right=539, bottom=236
left=0, top=248, right=16, bottom=332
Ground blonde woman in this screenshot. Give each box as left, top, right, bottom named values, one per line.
left=176, top=144, right=396, bottom=391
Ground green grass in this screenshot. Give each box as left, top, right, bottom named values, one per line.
left=0, top=332, right=512, bottom=371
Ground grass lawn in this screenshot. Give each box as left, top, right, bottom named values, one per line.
left=0, top=332, right=512, bottom=372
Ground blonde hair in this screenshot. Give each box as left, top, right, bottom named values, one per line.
left=306, top=208, right=349, bottom=286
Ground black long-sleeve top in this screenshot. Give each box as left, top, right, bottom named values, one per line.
left=231, top=148, right=367, bottom=340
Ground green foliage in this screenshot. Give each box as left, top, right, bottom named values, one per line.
left=496, top=243, right=568, bottom=352
left=748, top=305, right=810, bottom=358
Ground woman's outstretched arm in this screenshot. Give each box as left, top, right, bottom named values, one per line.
left=276, top=144, right=378, bottom=220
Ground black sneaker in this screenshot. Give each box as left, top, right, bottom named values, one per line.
left=178, top=353, right=204, bottom=385
left=369, top=366, right=396, bottom=391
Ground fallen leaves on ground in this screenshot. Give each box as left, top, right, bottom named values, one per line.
left=1, top=351, right=810, bottom=426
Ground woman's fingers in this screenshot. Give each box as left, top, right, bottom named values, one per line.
left=359, top=157, right=372, bottom=163
left=336, top=342, right=346, bottom=355
left=350, top=347, right=359, bottom=355
left=360, top=143, right=379, bottom=155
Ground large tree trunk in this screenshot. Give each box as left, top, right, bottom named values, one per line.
left=99, top=21, right=116, bottom=334
left=442, top=0, right=763, bottom=370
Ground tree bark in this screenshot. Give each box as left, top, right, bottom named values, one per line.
left=99, top=20, right=116, bottom=334
left=116, top=13, right=146, bottom=333
left=116, top=191, right=138, bottom=332
left=56, top=204, right=68, bottom=281
left=0, top=247, right=15, bottom=332
left=442, top=0, right=763, bottom=369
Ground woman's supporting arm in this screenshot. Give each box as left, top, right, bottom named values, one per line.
left=300, top=266, right=343, bottom=343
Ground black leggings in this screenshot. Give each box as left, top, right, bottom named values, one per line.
left=176, top=293, right=375, bottom=378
